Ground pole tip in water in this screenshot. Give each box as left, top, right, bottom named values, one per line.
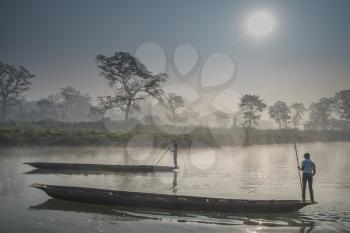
left=30, top=183, right=47, bottom=189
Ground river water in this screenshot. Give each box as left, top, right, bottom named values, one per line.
left=0, top=142, right=350, bottom=233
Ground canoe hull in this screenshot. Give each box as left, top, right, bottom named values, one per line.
left=31, top=184, right=314, bottom=213
left=24, top=162, right=176, bottom=172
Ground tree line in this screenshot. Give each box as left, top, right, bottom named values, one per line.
left=1, top=53, right=349, bottom=133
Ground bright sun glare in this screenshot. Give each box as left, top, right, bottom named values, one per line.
left=246, top=11, right=275, bottom=38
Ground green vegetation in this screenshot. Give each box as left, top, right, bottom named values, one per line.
left=0, top=120, right=349, bottom=147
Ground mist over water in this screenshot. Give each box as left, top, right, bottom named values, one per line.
left=0, top=142, right=349, bottom=232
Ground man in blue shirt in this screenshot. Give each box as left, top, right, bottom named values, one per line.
left=298, top=153, right=316, bottom=202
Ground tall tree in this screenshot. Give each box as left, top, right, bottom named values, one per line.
left=96, top=52, right=168, bottom=120
left=307, top=97, right=334, bottom=130
left=239, top=94, right=267, bottom=145
left=0, top=62, right=35, bottom=121
left=334, top=89, right=350, bottom=121
left=158, top=93, right=185, bottom=122
left=239, top=95, right=267, bottom=128
left=268, top=101, right=291, bottom=129
left=290, top=103, right=306, bottom=129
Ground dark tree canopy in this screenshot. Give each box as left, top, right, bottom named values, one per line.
left=96, top=52, right=168, bottom=120
left=239, top=94, right=267, bottom=146
left=0, top=62, right=35, bottom=120
left=239, top=94, right=267, bottom=128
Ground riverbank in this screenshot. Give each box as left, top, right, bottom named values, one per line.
left=0, top=121, right=349, bottom=147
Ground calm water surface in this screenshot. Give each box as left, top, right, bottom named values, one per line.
left=0, top=142, right=350, bottom=233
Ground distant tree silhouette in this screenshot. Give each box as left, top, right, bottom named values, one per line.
left=307, top=97, right=334, bottom=130
left=0, top=62, right=35, bottom=121
left=239, top=94, right=267, bottom=145
left=87, top=106, right=105, bottom=122
left=158, top=93, right=185, bottom=123
left=290, top=103, right=306, bottom=129
left=334, top=89, right=350, bottom=121
left=58, top=86, right=92, bottom=122
left=37, top=97, right=57, bottom=120
left=268, top=101, right=291, bottom=129
left=96, top=52, right=168, bottom=120
left=214, top=110, right=231, bottom=127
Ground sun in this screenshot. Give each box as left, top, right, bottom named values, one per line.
left=246, top=11, right=275, bottom=38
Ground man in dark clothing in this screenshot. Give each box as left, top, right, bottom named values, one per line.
left=169, top=142, right=178, bottom=168
left=298, top=153, right=316, bottom=202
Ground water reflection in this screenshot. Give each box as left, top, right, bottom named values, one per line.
left=299, top=225, right=315, bottom=233
left=30, top=198, right=316, bottom=231
left=172, top=172, right=178, bottom=194
left=1, top=142, right=350, bottom=232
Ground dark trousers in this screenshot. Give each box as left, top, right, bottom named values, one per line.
left=173, top=153, right=177, bottom=168
left=302, top=173, right=314, bottom=202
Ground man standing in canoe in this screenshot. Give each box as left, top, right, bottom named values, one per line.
left=169, top=141, right=178, bottom=168
left=298, top=153, right=316, bottom=202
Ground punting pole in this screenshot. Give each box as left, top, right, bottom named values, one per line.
left=153, top=127, right=186, bottom=166
left=293, top=137, right=303, bottom=197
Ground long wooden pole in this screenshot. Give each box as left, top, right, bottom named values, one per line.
left=154, top=124, right=198, bottom=166
left=293, top=137, right=303, bottom=196
left=153, top=128, right=185, bottom=166
left=153, top=140, right=173, bottom=165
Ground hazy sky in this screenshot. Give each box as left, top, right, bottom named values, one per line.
left=1, top=0, right=350, bottom=109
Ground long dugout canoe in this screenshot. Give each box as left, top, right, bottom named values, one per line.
left=24, top=162, right=176, bottom=172
left=31, top=183, right=315, bottom=213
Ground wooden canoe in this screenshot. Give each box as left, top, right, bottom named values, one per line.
left=24, top=162, right=176, bottom=172
left=31, top=183, right=315, bottom=213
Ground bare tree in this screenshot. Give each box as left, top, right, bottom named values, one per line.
left=96, top=52, right=168, bottom=120
left=268, top=101, right=291, bottom=129
left=0, top=62, right=35, bottom=121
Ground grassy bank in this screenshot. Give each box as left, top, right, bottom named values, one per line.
left=0, top=120, right=349, bottom=147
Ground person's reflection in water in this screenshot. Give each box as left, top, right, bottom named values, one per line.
left=172, top=172, right=178, bottom=194
left=296, top=216, right=315, bottom=233
left=299, top=222, right=315, bottom=233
